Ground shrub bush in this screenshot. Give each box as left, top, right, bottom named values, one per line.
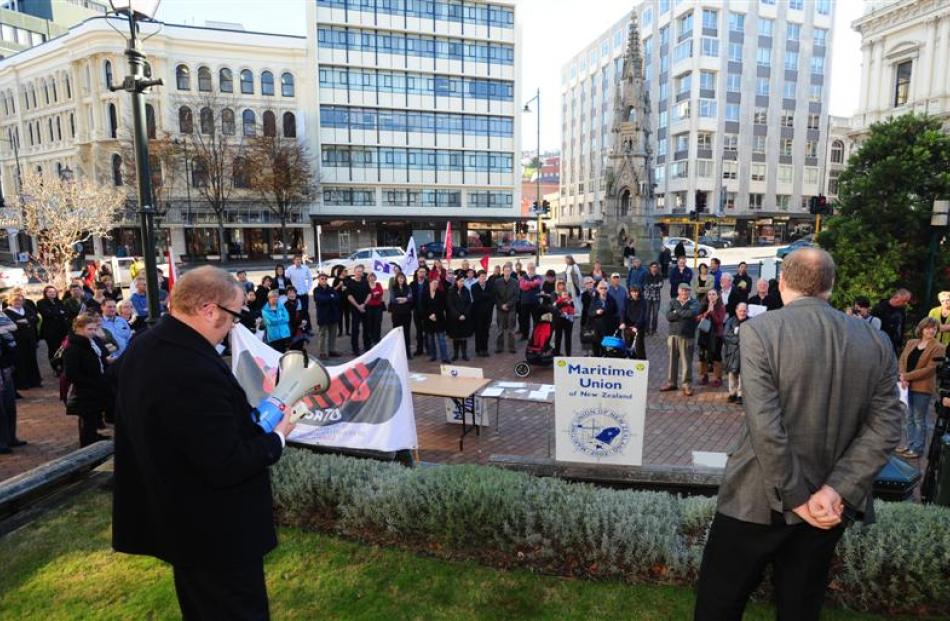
left=271, top=449, right=950, bottom=616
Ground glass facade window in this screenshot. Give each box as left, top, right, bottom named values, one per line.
left=756, top=77, right=769, bottom=96
left=811, top=56, right=825, bottom=75
left=784, top=50, right=798, bottom=71
left=758, top=18, right=772, bottom=37
left=699, top=99, right=716, bottom=117
left=723, top=133, right=738, bottom=151
left=814, top=29, right=828, bottom=47
left=780, top=138, right=793, bottom=156
left=808, top=113, right=820, bottom=130
left=318, top=66, right=514, bottom=101
left=783, top=80, right=796, bottom=98
left=673, top=40, right=693, bottom=63
left=323, top=187, right=377, bottom=206
left=725, top=103, right=739, bottom=121
left=317, top=0, right=514, bottom=27
left=676, top=72, right=692, bottom=96
left=729, top=42, right=742, bottom=63
left=722, top=160, right=737, bottom=179
left=468, top=191, right=513, bottom=208
left=701, top=37, right=719, bottom=57
left=321, top=146, right=513, bottom=173
left=753, top=135, right=765, bottom=154
left=318, top=27, right=515, bottom=65
left=700, top=70, right=716, bottom=92
left=261, top=71, right=275, bottom=96
left=754, top=108, right=768, bottom=124
left=749, top=193, right=764, bottom=209
left=781, top=111, right=794, bottom=127
left=729, top=12, right=744, bottom=33
left=804, top=167, right=818, bottom=184
left=809, top=83, right=822, bottom=102
left=702, top=9, right=717, bottom=31
left=319, top=105, right=513, bottom=137
left=756, top=47, right=771, bottom=66
left=678, top=11, right=693, bottom=39
left=778, top=165, right=793, bottom=183
left=816, top=0, right=831, bottom=15
left=789, top=0, right=803, bottom=10
left=786, top=23, right=800, bottom=41
left=697, top=131, right=712, bottom=149
left=727, top=72, right=741, bottom=92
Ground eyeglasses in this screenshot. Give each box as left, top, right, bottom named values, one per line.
left=214, top=303, right=243, bottom=324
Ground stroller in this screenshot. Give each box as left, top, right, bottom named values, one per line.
left=514, top=295, right=556, bottom=377
left=599, top=329, right=643, bottom=359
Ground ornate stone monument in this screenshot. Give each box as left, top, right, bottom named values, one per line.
left=591, top=15, right=659, bottom=268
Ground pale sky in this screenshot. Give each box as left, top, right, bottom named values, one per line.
left=158, top=0, right=866, bottom=152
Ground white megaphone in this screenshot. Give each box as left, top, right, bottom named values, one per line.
left=251, top=350, right=331, bottom=434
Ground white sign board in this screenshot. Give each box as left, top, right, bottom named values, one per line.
left=554, top=357, right=648, bottom=466
left=440, top=364, right=489, bottom=427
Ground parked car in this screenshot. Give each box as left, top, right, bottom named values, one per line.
left=418, top=241, right=469, bottom=259
left=699, top=236, right=732, bottom=249
left=776, top=236, right=816, bottom=259
left=662, top=237, right=716, bottom=259
left=0, top=265, right=28, bottom=289
left=497, top=239, right=538, bottom=256
left=315, top=246, right=406, bottom=275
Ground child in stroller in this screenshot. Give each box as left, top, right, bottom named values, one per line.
left=598, top=329, right=644, bottom=359
left=514, top=293, right=556, bottom=377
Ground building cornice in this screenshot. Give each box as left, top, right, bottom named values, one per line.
left=852, top=0, right=949, bottom=38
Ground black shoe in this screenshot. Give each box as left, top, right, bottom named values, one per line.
left=727, top=394, right=737, bottom=403
left=95, top=433, right=111, bottom=442
left=478, top=352, right=489, bottom=358
left=429, top=357, right=438, bottom=362
left=452, top=354, right=459, bottom=361
left=0, top=447, right=11, bottom=454
left=495, top=348, right=503, bottom=354
left=15, top=392, right=23, bottom=399
left=508, top=348, right=517, bottom=353
left=414, top=350, right=424, bottom=356
left=10, top=440, right=27, bottom=447
left=735, top=397, right=743, bottom=405
left=462, top=355, right=469, bottom=361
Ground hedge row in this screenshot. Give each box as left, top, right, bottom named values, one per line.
left=271, top=449, right=950, bottom=616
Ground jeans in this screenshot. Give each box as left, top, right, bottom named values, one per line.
left=427, top=331, right=450, bottom=362
left=350, top=310, right=370, bottom=353
left=317, top=323, right=337, bottom=356
left=496, top=308, right=516, bottom=352
left=906, top=391, right=933, bottom=453
left=666, top=335, right=694, bottom=388
left=646, top=298, right=661, bottom=333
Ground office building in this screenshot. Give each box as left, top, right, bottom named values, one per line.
left=0, top=0, right=106, bottom=59
left=309, top=0, right=521, bottom=255
left=560, top=0, right=835, bottom=244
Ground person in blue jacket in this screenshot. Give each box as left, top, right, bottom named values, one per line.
left=260, top=289, right=291, bottom=352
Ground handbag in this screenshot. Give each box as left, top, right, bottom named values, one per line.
left=580, top=326, right=596, bottom=344
left=697, top=317, right=712, bottom=334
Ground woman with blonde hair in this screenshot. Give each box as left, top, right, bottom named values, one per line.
left=928, top=291, right=950, bottom=347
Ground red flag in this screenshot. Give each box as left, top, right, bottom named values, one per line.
left=479, top=254, right=490, bottom=271
left=444, top=222, right=452, bottom=264
left=166, top=249, right=177, bottom=291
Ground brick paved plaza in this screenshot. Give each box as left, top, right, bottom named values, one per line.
left=0, top=290, right=744, bottom=481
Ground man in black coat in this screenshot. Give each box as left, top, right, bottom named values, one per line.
left=871, top=288, right=911, bottom=356
left=112, top=266, right=295, bottom=621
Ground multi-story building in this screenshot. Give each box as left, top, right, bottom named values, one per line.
left=0, top=16, right=311, bottom=263
left=851, top=0, right=950, bottom=140
left=0, top=0, right=107, bottom=59
left=308, top=0, right=521, bottom=255
left=560, top=0, right=836, bottom=245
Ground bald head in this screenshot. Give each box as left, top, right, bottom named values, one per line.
left=170, top=266, right=243, bottom=316
left=780, top=248, right=835, bottom=299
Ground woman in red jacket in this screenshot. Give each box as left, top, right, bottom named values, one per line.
left=364, top=272, right=386, bottom=347
left=697, top=289, right=727, bottom=387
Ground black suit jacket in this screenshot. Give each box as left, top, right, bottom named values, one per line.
left=112, top=315, right=283, bottom=568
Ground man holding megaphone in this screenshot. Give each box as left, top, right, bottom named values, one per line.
left=112, top=266, right=310, bottom=621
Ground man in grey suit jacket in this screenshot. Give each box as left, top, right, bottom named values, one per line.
left=695, top=248, right=902, bottom=621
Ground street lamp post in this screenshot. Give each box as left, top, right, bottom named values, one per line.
left=523, top=88, right=540, bottom=265
left=925, top=200, right=949, bottom=306
left=109, top=0, right=164, bottom=325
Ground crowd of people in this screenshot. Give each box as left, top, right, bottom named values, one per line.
left=1, top=249, right=948, bottom=469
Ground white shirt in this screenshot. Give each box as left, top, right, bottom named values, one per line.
left=721, top=287, right=733, bottom=306
left=286, top=264, right=313, bottom=295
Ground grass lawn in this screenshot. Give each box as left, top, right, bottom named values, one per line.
left=0, top=487, right=905, bottom=621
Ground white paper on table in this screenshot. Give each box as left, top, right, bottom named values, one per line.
left=746, top=304, right=767, bottom=318
left=692, top=451, right=728, bottom=469
left=528, top=390, right=550, bottom=400
left=497, top=381, right=527, bottom=388
left=480, top=387, right=504, bottom=397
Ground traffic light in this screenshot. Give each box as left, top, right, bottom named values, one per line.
left=817, top=194, right=828, bottom=215
left=531, top=201, right=538, bottom=213
left=808, top=196, right=818, bottom=214
left=695, top=191, right=707, bottom=214
left=541, top=199, right=551, bottom=215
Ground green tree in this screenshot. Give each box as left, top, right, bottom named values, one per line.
left=818, top=113, right=950, bottom=312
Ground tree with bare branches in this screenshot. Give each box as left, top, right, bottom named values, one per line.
left=244, top=131, right=314, bottom=261
left=168, top=93, right=244, bottom=264
left=14, top=170, right=126, bottom=290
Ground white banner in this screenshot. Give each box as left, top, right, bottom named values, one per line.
left=230, top=325, right=418, bottom=452
left=553, top=357, right=648, bottom=466
left=401, top=237, right=419, bottom=276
